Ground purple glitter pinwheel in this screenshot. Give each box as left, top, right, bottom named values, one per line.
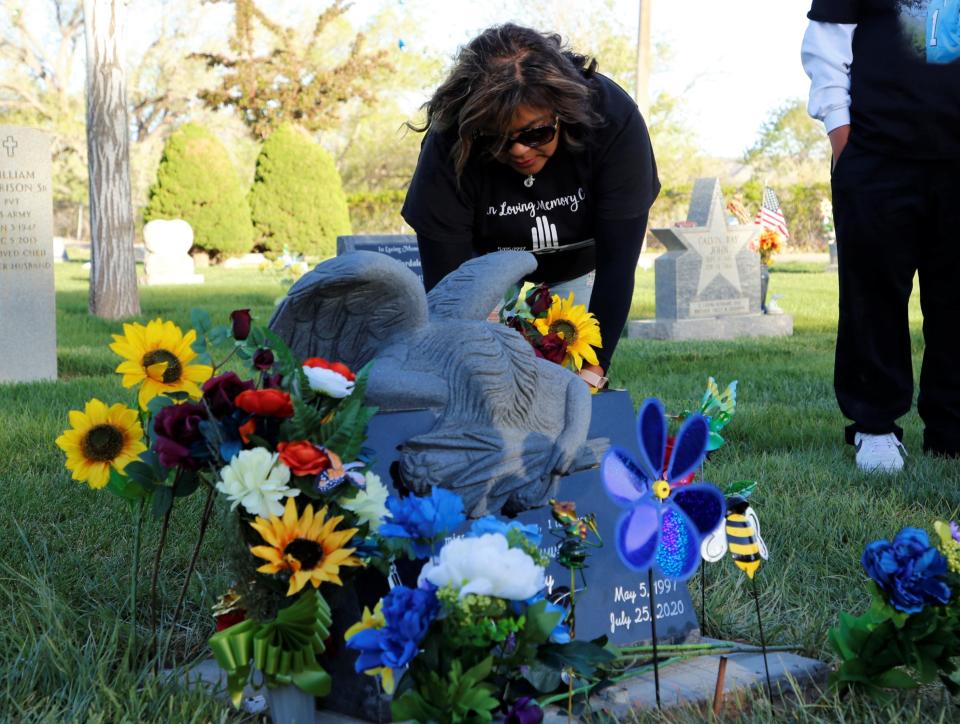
left=601, top=397, right=725, bottom=580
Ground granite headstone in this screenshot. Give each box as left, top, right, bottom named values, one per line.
left=0, top=126, right=57, bottom=382
left=629, top=179, right=792, bottom=340
left=362, top=390, right=700, bottom=647
left=336, top=234, right=422, bottom=283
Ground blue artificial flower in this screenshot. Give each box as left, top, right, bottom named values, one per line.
left=468, top=515, right=542, bottom=547
left=862, top=527, right=951, bottom=614
left=379, top=487, right=466, bottom=558
left=346, top=585, right=440, bottom=673
left=601, top=398, right=725, bottom=580
left=515, top=592, right=570, bottom=644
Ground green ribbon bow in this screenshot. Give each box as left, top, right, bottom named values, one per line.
left=209, top=589, right=333, bottom=707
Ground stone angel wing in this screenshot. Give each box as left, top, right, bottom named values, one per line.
left=269, top=250, right=428, bottom=369
left=426, top=251, right=537, bottom=321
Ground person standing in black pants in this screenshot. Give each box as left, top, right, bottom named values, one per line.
left=802, top=0, right=960, bottom=472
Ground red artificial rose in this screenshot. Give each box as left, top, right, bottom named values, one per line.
left=303, top=356, right=356, bottom=382
left=215, top=609, right=247, bottom=631
left=230, top=309, right=252, bottom=341
left=252, top=348, right=275, bottom=371
left=277, top=440, right=331, bottom=476
left=526, top=283, right=553, bottom=316
left=235, top=388, right=294, bottom=418
left=535, top=332, right=568, bottom=365
left=664, top=435, right=696, bottom=486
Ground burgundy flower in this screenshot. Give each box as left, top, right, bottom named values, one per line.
left=252, top=348, right=275, bottom=371
left=505, top=697, right=543, bottom=724
left=535, top=332, right=568, bottom=365
left=262, top=373, right=284, bottom=389
left=153, top=401, right=208, bottom=470
left=202, top=372, right=255, bottom=419
left=229, top=309, right=252, bottom=341
left=526, top=284, right=553, bottom=316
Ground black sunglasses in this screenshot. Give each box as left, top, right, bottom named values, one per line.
left=475, top=118, right=559, bottom=152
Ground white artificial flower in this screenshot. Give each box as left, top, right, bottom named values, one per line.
left=340, top=472, right=391, bottom=531
left=419, top=533, right=545, bottom=601
left=215, top=447, right=297, bottom=518
left=302, top=365, right=355, bottom=398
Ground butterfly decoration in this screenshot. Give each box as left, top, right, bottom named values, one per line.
left=601, top=398, right=726, bottom=580
left=698, top=378, right=737, bottom=452
left=315, top=448, right=366, bottom=494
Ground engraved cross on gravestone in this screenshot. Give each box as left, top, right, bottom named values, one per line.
left=0, top=126, right=57, bottom=382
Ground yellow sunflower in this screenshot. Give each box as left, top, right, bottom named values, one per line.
left=109, top=319, right=213, bottom=409
left=344, top=601, right=396, bottom=694
left=533, top=292, right=603, bottom=370
left=55, top=398, right=147, bottom=489
left=249, top=497, right=362, bottom=596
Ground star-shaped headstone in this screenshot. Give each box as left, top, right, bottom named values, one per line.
left=653, top=180, right=758, bottom=296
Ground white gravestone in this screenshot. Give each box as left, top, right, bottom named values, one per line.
left=629, top=178, right=793, bottom=340
left=142, top=219, right=204, bottom=285
left=0, top=126, right=57, bottom=382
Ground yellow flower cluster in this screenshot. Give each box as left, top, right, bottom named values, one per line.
left=935, top=521, right=960, bottom=574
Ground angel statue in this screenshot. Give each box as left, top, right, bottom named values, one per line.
left=269, top=250, right=607, bottom=517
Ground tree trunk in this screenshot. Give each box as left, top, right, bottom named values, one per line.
left=635, top=0, right=652, bottom=119
left=83, top=0, right=140, bottom=319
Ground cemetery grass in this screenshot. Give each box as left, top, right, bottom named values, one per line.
left=0, top=261, right=956, bottom=720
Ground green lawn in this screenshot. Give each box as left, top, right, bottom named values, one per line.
left=1, top=261, right=957, bottom=722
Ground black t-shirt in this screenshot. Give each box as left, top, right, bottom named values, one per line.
left=401, top=73, right=660, bottom=284
left=809, top=0, right=960, bottom=158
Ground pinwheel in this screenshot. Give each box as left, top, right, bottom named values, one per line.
left=602, top=397, right=725, bottom=581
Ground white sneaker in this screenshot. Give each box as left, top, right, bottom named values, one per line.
left=854, top=432, right=907, bottom=473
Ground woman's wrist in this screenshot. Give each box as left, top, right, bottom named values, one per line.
left=578, top=364, right=608, bottom=390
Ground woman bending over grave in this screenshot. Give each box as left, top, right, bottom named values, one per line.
left=402, top=23, right=659, bottom=391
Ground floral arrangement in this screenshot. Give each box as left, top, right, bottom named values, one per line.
left=751, top=228, right=784, bottom=267
left=499, top=283, right=602, bottom=372
left=346, top=509, right=613, bottom=723
left=55, top=306, right=391, bottom=704
left=829, top=523, right=960, bottom=696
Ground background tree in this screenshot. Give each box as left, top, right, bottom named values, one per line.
left=745, top=98, right=830, bottom=184
left=83, top=0, right=140, bottom=318
left=144, top=123, right=255, bottom=257
left=194, top=0, right=391, bottom=140
left=249, top=124, right=351, bottom=257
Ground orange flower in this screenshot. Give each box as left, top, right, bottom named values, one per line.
left=303, top=357, right=356, bottom=382
left=239, top=419, right=257, bottom=444
left=235, top=389, right=294, bottom=418
left=278, top=441, right=331, bottom=476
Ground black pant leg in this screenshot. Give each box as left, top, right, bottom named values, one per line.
left=917, top=163, right=960, bottom=456
left=831, top=142, right=924, bottom=444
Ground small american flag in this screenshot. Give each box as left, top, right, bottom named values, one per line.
left=754, top=187, right=789, bottom=239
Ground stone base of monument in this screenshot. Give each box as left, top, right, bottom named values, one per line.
left=628, top=313, right=793, bottom=341
left=178, top=642, right=828, bottom=722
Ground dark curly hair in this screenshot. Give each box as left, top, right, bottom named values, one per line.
left=409, top=23, right=604, bottom=178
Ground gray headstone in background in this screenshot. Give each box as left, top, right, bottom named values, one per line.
left=630, top=178, right=793, bottom=340
left=0, top=126, right=57, bottom=382
left=337, top=234, right=422, bottom=284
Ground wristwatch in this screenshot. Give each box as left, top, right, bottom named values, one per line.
left=578, top=368, right=608, bottom=390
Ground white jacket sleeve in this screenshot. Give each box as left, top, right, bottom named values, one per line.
left=801, top=20, right=856, bottom=133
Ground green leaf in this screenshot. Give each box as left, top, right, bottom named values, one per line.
left=523, top=660, right=563, bottom=692
left=874, top=668, right=918, bottom=689
left=146, top=395, right=175, bottom=417
left=151, top=487, right=173, bottom=518
left=538, top=640, right=615, bottom=678
left=523, top=599, right=563, bottom=645
left=723, top=480, right=757, bottom=498
left=173, top=470, right=202, bottom=498
left=191, top=308, right=212, bottom=335
left=106, top=468, right=152, bottom=501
